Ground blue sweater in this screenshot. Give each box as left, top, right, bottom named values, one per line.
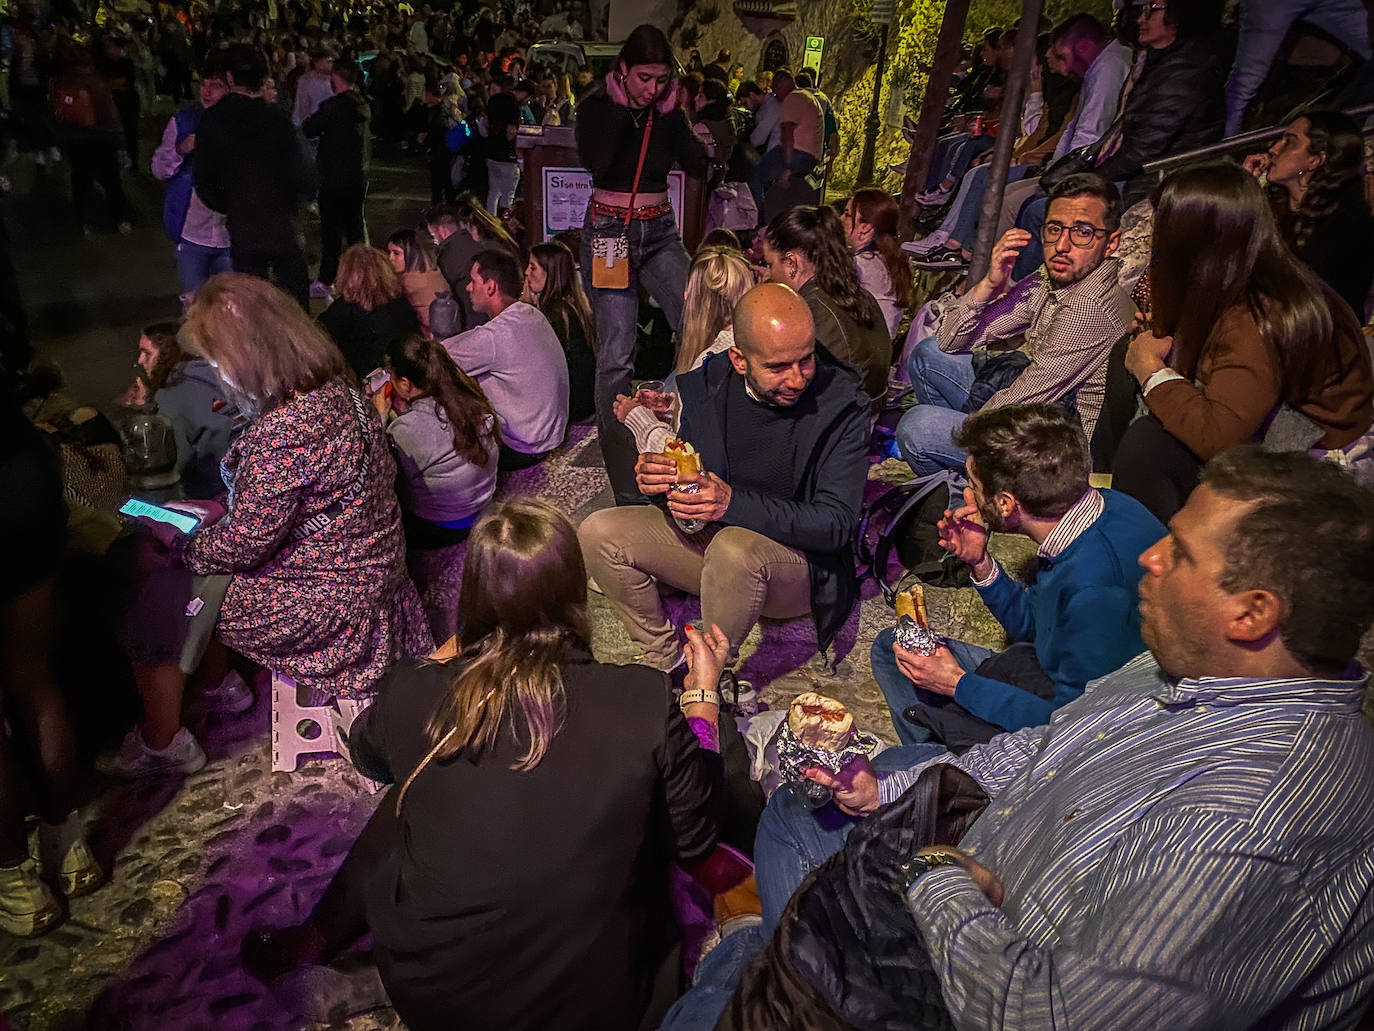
left=955, top=490, right=1165, bottom=731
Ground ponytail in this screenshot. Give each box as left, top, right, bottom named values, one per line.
left=387, top=335, right=499, bottom=467
left=767, top=205, right=877, bottom=330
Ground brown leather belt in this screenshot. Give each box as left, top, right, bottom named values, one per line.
left=590, top=199, right=674, bottom=220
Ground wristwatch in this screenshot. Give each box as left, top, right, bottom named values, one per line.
left=897, top=848, right=961, bottom=893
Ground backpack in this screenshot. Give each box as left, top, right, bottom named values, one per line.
left=428, top=290, right=462, bottom=339
left=854, top=469, right=965, bottom=606
left=52, top=81, right=95, bottom=129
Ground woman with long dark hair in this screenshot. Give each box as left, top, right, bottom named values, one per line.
left=525, top=240, right=597, bottom=421
left=1114, top=161, right=1374, bottom=522
left=242, top=499, right=727, bottom=1030
left=575, top=23, right=709, bottom=503
left=377, top=335, right=500, bottom=549
left=1243, top=110, right=1374, bottom=317
left=762, top=204, right=893, bottom=403
left=386, top=228, right=449, bottom=336
left=840, top=188, right=912, bottom=338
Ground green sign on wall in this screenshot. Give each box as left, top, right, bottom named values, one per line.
left=802, top=35, right=824, bottom=75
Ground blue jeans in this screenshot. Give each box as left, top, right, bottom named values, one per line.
left=581, top=208, right=691, bottom=504
left=944, top=134, right=995, bottom=185
left=748, top=146, right=819, bottom=212
left=174, top=239, right=233, bottom=297
left=659, top=742, right=949, bottom=1031
left=897, top=337, right=975, bottom=477
left=870, top=627, right=997, bottom=745
left=947, top=162, right=1031, bottom=247
left=925, top=132, right=966, bottom=189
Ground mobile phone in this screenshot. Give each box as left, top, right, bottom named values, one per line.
left=119, top=498, right=201, bottom=534
left=364, top=367, right=391, bottom=394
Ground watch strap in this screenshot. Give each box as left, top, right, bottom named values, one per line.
left=678, top=688, right=721, bottom=709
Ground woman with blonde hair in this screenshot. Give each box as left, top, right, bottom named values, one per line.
left=242, top=498, right=727, bottom=1030
left=100, top=274, right=432, bottom=778
left=675, top=245, right=754, bottom=375
left=318, top=242, right=421, bottom=375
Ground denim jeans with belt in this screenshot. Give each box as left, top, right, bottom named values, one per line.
left=580, top=208, right=691, bottom=504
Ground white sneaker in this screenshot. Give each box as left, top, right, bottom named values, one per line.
left=0, top=859, right=61, bottom=937
left=201, top=670, right=255, bottom=714
left=901, top=230, right=950, bottom=255
left=96, top=727, right=207, bottom=778
left=308, top=279, right=332, bottom=299
left=38, top=814, right=105, bottom=899
left=916, top=185, right=952, bottom=205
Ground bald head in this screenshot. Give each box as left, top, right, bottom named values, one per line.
left=733, top=282, right=815, bottom=358
left=729, top=283, right=818, bottom=406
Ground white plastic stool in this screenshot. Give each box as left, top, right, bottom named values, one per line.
left=270, top=671, right=343, bottom=772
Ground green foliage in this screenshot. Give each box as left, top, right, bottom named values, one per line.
left=828, top=0, right=1115, bottom=195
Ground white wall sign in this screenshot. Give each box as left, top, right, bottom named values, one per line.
left=542, top=167, right=687, bottom=241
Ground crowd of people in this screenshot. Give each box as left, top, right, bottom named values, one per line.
left=3, top=1, right=1374, bottom=1029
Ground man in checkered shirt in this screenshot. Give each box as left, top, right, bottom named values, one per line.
left=894, top=172, right=1136, bottom=487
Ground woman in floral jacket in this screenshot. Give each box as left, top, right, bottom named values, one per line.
left=103, top=274, right=433, bottom=779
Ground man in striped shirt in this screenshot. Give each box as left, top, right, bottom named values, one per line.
left=662, top=447, right=1374, bottom=1031
left=895, top=173, right=1136, bottom=482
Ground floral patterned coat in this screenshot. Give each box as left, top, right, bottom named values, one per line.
left=184, top=377, right=433, bottom=699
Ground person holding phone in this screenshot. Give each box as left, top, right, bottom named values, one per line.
left=102, top=274, right=432, bottom=779
left=575, top=23, right=709, bottom=504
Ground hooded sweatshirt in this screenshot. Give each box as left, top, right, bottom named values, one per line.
left=153, top=357, right=243, bottom=498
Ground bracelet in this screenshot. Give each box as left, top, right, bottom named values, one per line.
left=678, top=689, right=721, bottom=709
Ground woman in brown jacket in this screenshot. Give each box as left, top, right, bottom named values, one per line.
left=1114, top=161, right=1373, bottom=522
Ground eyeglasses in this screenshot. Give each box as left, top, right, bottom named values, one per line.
left=1042, top=221, right=1110, bottom=247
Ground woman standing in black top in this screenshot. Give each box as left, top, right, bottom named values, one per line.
left=575, top=24, right=709, bottom=504
left=242, top=499, right=727, bottom=1031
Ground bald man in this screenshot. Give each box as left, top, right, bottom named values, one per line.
left=578, top=283, right=871, bottom=675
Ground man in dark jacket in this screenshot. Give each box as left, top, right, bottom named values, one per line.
left=1010, top=0, right=1225, bottom=278
left=302, top=57, right=369, bottom=291
left=194, top=44, right=315, bottom=306
left=578, top=282, right=870, bottom=673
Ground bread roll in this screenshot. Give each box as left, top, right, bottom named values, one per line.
left=664, top=438, right=703, bottom=480
left=787, top=692, right=854, bottom=752
left=895, top=584, right=929, bottom=628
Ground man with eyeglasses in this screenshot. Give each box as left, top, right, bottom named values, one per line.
left=1005, top=0, right=1225, bottom=280
left=894, top=172, right=1136, bottom=486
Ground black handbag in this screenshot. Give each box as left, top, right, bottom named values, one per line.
left=719, top=764, right=991, bottom=1031
left=1037, top=143, right=1095, bottom=192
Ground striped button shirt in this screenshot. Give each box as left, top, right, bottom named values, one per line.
left=879, top=652, right=1374, bottom=1030
left=935, top=258, right=1137, bottom=440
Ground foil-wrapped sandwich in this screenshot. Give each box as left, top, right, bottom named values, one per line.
left=776, top=692, right=881, bottom=807
left=893, top=584, right=942, bottom=656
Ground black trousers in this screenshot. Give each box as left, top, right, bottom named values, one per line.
left=232, top=240, right=310, bottom=308
left=317, top=187, right=366, bottom=287
left=65, top=136, right=127, bottom=228
left=1111, top=414, right=1204, bottom=525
